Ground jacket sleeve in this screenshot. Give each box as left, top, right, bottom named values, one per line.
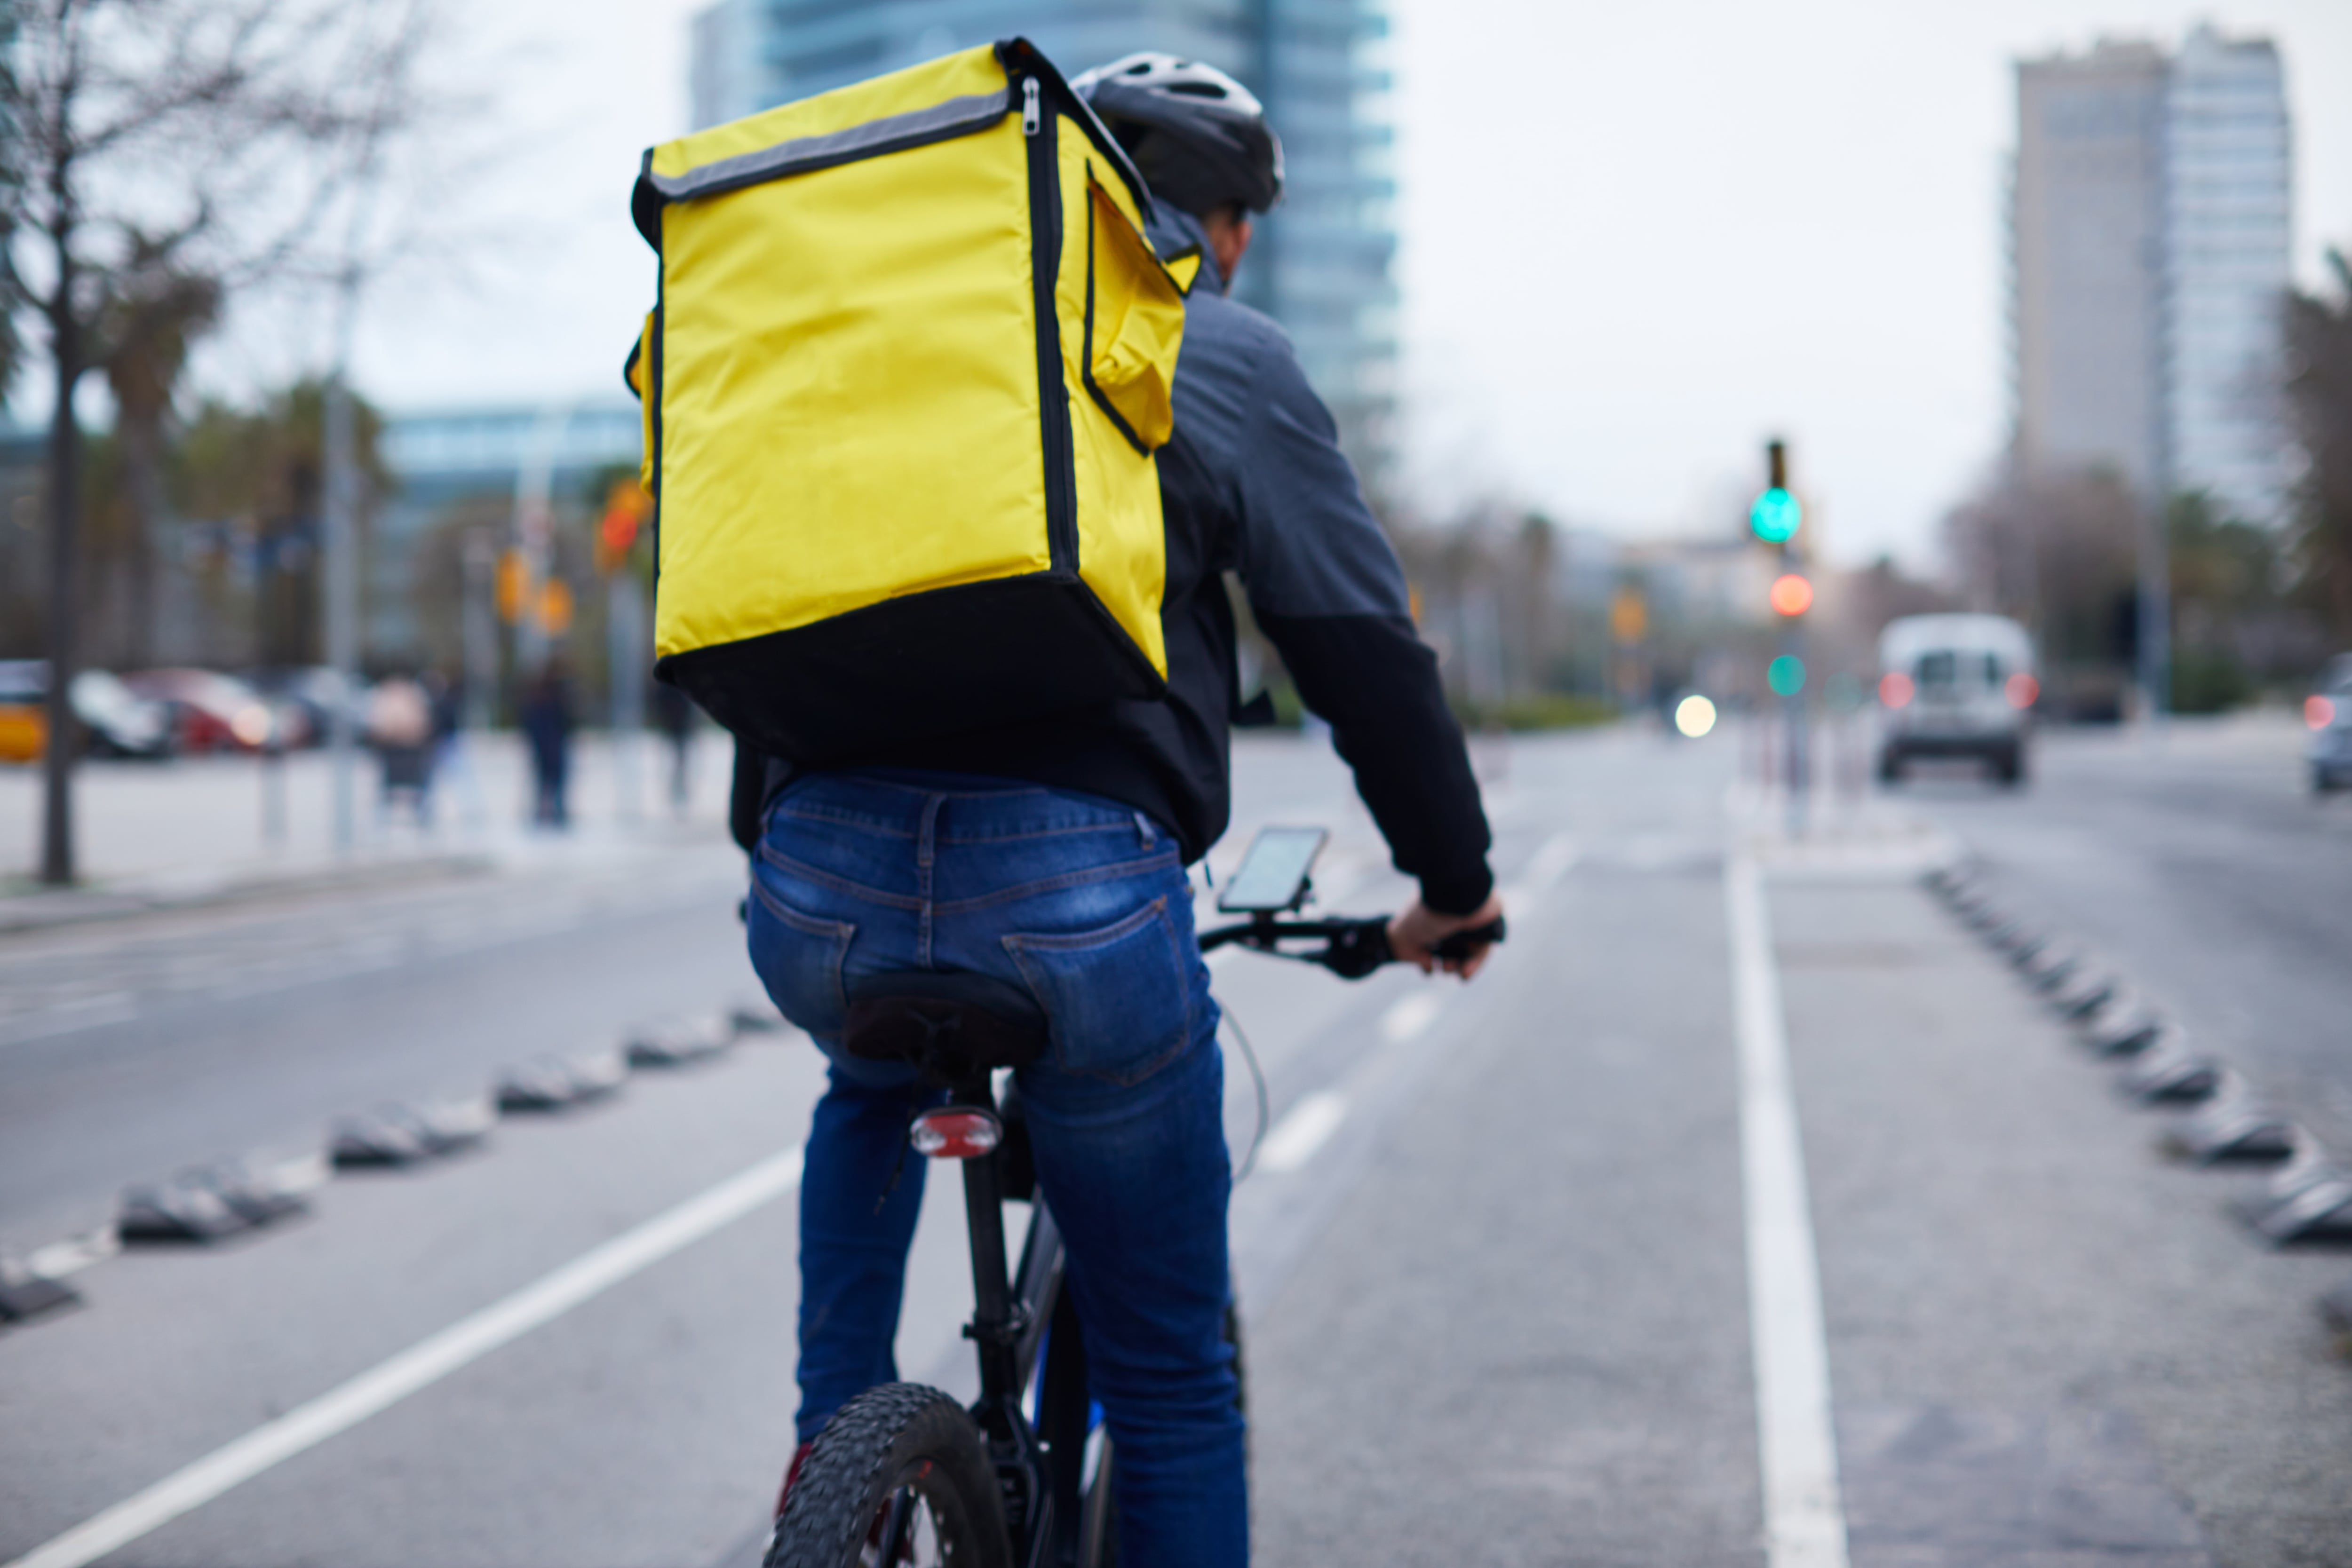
left=729, top=737, right=768, bottom=855
left=1234, top=347, right=1494, bottom=915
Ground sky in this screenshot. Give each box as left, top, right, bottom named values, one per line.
left=192, top=0, right=2352, bottom=575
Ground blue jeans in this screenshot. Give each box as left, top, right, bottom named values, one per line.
left=746, top=770, right=1247, bottom=1567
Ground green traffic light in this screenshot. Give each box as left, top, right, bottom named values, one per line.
left=1767, top=654, right=1806, bottom=696
left=1750, top=486, right=1801, bottom=543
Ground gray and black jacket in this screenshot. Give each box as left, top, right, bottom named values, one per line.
left=733, top=210, right=1493, bottom=915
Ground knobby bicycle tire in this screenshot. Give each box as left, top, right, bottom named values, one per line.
left=766, top=1383, right=1012, bottom=1568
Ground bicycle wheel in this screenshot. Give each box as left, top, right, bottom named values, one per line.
left=766, top=1383, right=1012, bottom=1568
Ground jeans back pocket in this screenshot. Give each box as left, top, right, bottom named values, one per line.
left=747, top=876, right=856, bottom=1041
left=1004, top=896, right=1193, bottom=1085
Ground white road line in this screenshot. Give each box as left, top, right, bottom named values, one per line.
left=1255, top=1090, right=1349, bottom=1174
left=1725, top=855, right=1850, bottom=1568
left=1378, top=990, right=1445, bottom=1045
left=1524, top=829, right=1583, bottom=892
left=2, top=1144, right=806, bottom=1568
left=1496, top=830, right=1579, bottom=916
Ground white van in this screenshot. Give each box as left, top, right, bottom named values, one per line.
left=1876, top=614, right=2036, bottom=784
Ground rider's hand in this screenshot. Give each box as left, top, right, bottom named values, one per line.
left=1388, top=893, right=1504, bottom=980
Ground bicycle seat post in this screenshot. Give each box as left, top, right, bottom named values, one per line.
left=952, top=1068, right=1023, bottom=1425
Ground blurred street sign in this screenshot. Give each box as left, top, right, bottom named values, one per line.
left=1609, top=587, right=1648, bottom=644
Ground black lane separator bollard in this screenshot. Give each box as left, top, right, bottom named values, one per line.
left=496, top=1046, right=629, bottom=1112
left=2084, top=997, right=2166, bottom=1058
left=0, top=1260, right=82, bottom=1325
left=16, top=1007, right=762, bottom=1326
left=2120, top=1033, right=2224, bottom=1105
left=2162, top=1080, right=2303, bottom=1165
left=1923, top=865, right=2352, bottom=1300
left=625, top=1013, right=736, bottom=1068
left=2049, top=965, right=2118, bottom=1020
left=729, top=998, right=787, bottom=1035
left=333, top=1095, right=497, bottom=1168
left=2237, top=1141, right=2352, bottom=1245
left=2023, top=942, right=2085, bottom=991
left=117, top=1153, right=325, bottom=1244
left=199, top=1159, right=312, bottom=1227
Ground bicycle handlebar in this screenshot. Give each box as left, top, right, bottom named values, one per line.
left=1197, top=913, right=1507, bottom=980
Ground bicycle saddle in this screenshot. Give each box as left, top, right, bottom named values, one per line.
left=842, top=971, right=1047, bottom=1082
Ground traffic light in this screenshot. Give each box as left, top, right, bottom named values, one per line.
left=1767, top=654, right=1806, bottom=696
left=1769, top=572, right=1813, bottom=617
left=1749, top=438, right=1801, bottom=544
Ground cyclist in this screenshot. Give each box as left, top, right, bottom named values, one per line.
left=735, top=53, right=1500, bottom=1566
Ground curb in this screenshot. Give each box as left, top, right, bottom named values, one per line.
left=0, top=854, right=497, bottom=937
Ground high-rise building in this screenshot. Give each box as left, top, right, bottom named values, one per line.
left=687, top=0, right=1398, bottom=485
left=2009, top=27, right=2293, bottom=521
left=2161, top=27, right=2295, bottom=522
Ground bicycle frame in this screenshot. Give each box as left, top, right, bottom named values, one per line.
left=916, top=1062, right=1060, bottom=1567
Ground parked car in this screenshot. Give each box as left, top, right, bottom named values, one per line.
left=2308, top=653, right=2352, bottom=794
left=1876, top=614, right=2038, bottom=785
left=251, top=665, right=358, bottom=748
left=121, top=668, right=287, bottom=754
left=69, top=670, right=175, bottom=758
left=0, top=661, right=43, bottom=763
left=0, top=660, right=175, bottom=761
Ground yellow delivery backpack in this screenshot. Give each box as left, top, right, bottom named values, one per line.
left=626, top=38, right=1195, bottom=762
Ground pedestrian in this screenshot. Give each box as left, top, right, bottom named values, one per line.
left=519, top=659, right=573, bottom=830
left=365, top=668, right=435, bottom=827
left=651, top=678, right=697, bottom=815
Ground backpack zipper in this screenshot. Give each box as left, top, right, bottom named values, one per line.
left=1022, top=74, right=1077, bottom=575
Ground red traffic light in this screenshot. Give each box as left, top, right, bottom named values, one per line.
left=1769, top=572, right=1813, bottom=617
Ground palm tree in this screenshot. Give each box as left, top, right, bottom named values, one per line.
left=2284, top=251, right=2352, bottom=639
left=100, top=236, right=218, bottom=666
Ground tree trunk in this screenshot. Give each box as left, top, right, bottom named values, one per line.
left=40, top=265, right=83, bottom=886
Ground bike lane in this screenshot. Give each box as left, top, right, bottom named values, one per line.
left=1772, top=868, right=2352, bottom=1564
left=1248, top=837, right=1767, bottom=1564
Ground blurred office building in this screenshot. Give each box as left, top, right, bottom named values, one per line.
left=2009, top=26, right=2294, bottom=521
left=688, top=0, right=1398, bottom=485
left=371, top=404, right=642, bottom=656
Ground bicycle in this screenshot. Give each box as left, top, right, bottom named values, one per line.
left=764, top=828, right=1503, bottom=1568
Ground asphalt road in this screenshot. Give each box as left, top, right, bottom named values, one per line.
left=3, top=725, right=2349, bottom=1567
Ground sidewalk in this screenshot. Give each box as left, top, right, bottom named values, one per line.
left=0, top=729, right=739, bottom=933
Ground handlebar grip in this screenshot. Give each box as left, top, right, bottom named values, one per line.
left=1431, top=917, right=1506, bottom=961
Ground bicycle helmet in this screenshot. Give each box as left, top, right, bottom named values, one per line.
left=1071, top=53, right=1284, bottom=218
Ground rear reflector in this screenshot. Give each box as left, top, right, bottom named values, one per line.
left=911, top=1107, right=1003, bottom=1160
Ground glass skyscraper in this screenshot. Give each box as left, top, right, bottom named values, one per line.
left=688, top=0, right=1398, bottom=485
left=2161, top=26, right=2294, bottom=523
left=2009, top=26, right=2294, bottom=522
